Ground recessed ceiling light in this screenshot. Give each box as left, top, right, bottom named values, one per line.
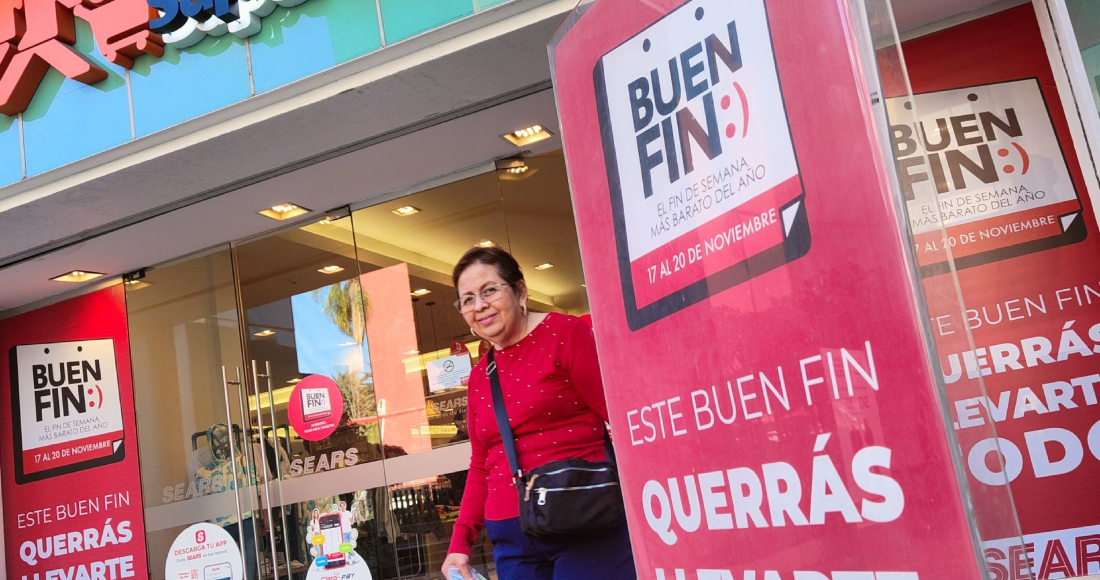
left=391, top=206, right=421, bottom=217
left=287, top=378, right=301, bottom=384
left=475, top=240, right=496, bottom=248
left=123, top=280, right=153, bottom=290
left=318, top=265, right=345, bottom=274
left=51, top=270, right=104, bottom=283
left=318, top=219, right=333, bottom=225
left=534, top=263, right=554, bottom=271
left=254, top=329, right=276, bottom=337
left=411, top=289, right=431, bottom=297
left=259, top=203, right=310, bottom=220
left=503, top=124, right=553, bottom=147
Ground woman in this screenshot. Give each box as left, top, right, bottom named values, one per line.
left=440, top=246, right=636, bottom=580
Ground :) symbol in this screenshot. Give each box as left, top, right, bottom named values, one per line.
left=720, top=82, right=750, bottom=139
left=87, top=385, right=104, bottom=409
left=996, top=142, right=1030, bottom=175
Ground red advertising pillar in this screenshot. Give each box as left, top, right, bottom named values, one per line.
left=0, top=286, right=149, bottom=580
left=550, top=0, right=999, bottom=577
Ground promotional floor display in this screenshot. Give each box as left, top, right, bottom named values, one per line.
left=0, top=286, right=149, bottom=580
left=551, top=0, right=991, bottom=578
left=164, top=523, right=244, bottom=580
left=885, top=7, right=1100, bottom=578
left=305, top=503, right=372, bottom=580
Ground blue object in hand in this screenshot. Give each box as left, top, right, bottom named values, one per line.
left=448, top=567, right=487, bottom=580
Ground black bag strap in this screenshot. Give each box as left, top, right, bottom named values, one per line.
left=486, top=347, right=618, bottom=483
left=486, top=348, right=523, bottom=482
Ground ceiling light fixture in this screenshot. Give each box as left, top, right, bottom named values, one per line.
left=391, top=205, right=421, bottom=217
left=318, top=265, right=345, bottom=274
left=254, top=329, right=276, bottom=337
left=475, top=240, right=496, bottom=248
left=534, top=263, right=555, bottom=271
left=496, top=158, right=538, bottom=181
left=318, top=219, right=333, bottom=225
left=287, top=378, right=301, bottom=384
left=411, top=289, right=431, bottom=297
left=259, top=203, right=310, bottom=220
left=51, top=270, right=104, bottom=283
left=502, top=124, right=553, bottom=147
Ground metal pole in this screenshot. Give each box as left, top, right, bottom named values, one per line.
left=222, top=366, right=248, bottom=578
left=235, top=367, right=264, bottom=580
left=252, top=360, right=281, bottom=580
left=265, top=360, right=291, bottom=576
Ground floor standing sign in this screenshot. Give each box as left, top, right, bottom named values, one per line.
left=0, top=286, right=148, bottom=580
left=551, top=0, right=995, bottom=578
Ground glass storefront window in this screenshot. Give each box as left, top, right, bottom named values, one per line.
left=127, top=149, right=589, bottom=580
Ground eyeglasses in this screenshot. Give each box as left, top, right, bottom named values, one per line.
left=454, top=283, right=511, bottom=313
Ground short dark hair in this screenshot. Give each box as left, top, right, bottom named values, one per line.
left=452, top=246, right=525, bottom=289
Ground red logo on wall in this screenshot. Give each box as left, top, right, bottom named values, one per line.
left=0, top=0, right=164, bottom=116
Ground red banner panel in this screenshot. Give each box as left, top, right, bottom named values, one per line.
left=0, top=286, right=148, bottom=580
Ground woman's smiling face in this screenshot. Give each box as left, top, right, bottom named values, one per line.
left=457, top=262, right=525, bottom=345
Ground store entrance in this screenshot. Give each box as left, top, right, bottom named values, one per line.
left=127, top=151, right=590, bottom=580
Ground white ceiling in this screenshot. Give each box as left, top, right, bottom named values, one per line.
left=0, top=0, right=1037, bottom=315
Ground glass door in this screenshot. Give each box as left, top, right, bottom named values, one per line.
left=127, top=247, right=269, bottom=580
left=232, top=212, right=391, bottom=580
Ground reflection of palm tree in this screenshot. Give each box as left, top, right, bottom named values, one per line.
left=333, top=369, right=380, bottom=443
left=312, top=279, right=370, bottom=344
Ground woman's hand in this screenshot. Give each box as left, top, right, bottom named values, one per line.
left=441, top=552, right=474, bottom=579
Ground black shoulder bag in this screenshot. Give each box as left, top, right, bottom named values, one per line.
left=486, top=347, right=626, bottom=538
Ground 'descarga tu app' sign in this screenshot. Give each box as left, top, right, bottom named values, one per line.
left=553, top=0, right=991, bottom=578
left=0, top=0, right=309, bottom=116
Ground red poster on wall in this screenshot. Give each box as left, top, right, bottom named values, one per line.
left=551, top=0, right=985, bottom=578
left=883, top=7, right=1100, bottom=578
left=0, top=286, right=148, bottom=580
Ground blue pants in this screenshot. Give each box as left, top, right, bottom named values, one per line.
left=225, top=519, right=258, bottom=580
left=486, top=518, right=637, bottom=580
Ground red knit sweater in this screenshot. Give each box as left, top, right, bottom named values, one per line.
left=448, top=312, right=609, bottom=555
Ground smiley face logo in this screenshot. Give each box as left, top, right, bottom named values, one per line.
left=719, top=82, right=750, bottom=140
left=86, top=384, right=105, bottom=409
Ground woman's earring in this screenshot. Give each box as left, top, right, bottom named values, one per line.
left=470, top=327, right=479, bottom=338
left=522, top=303, right=528, bottom=316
